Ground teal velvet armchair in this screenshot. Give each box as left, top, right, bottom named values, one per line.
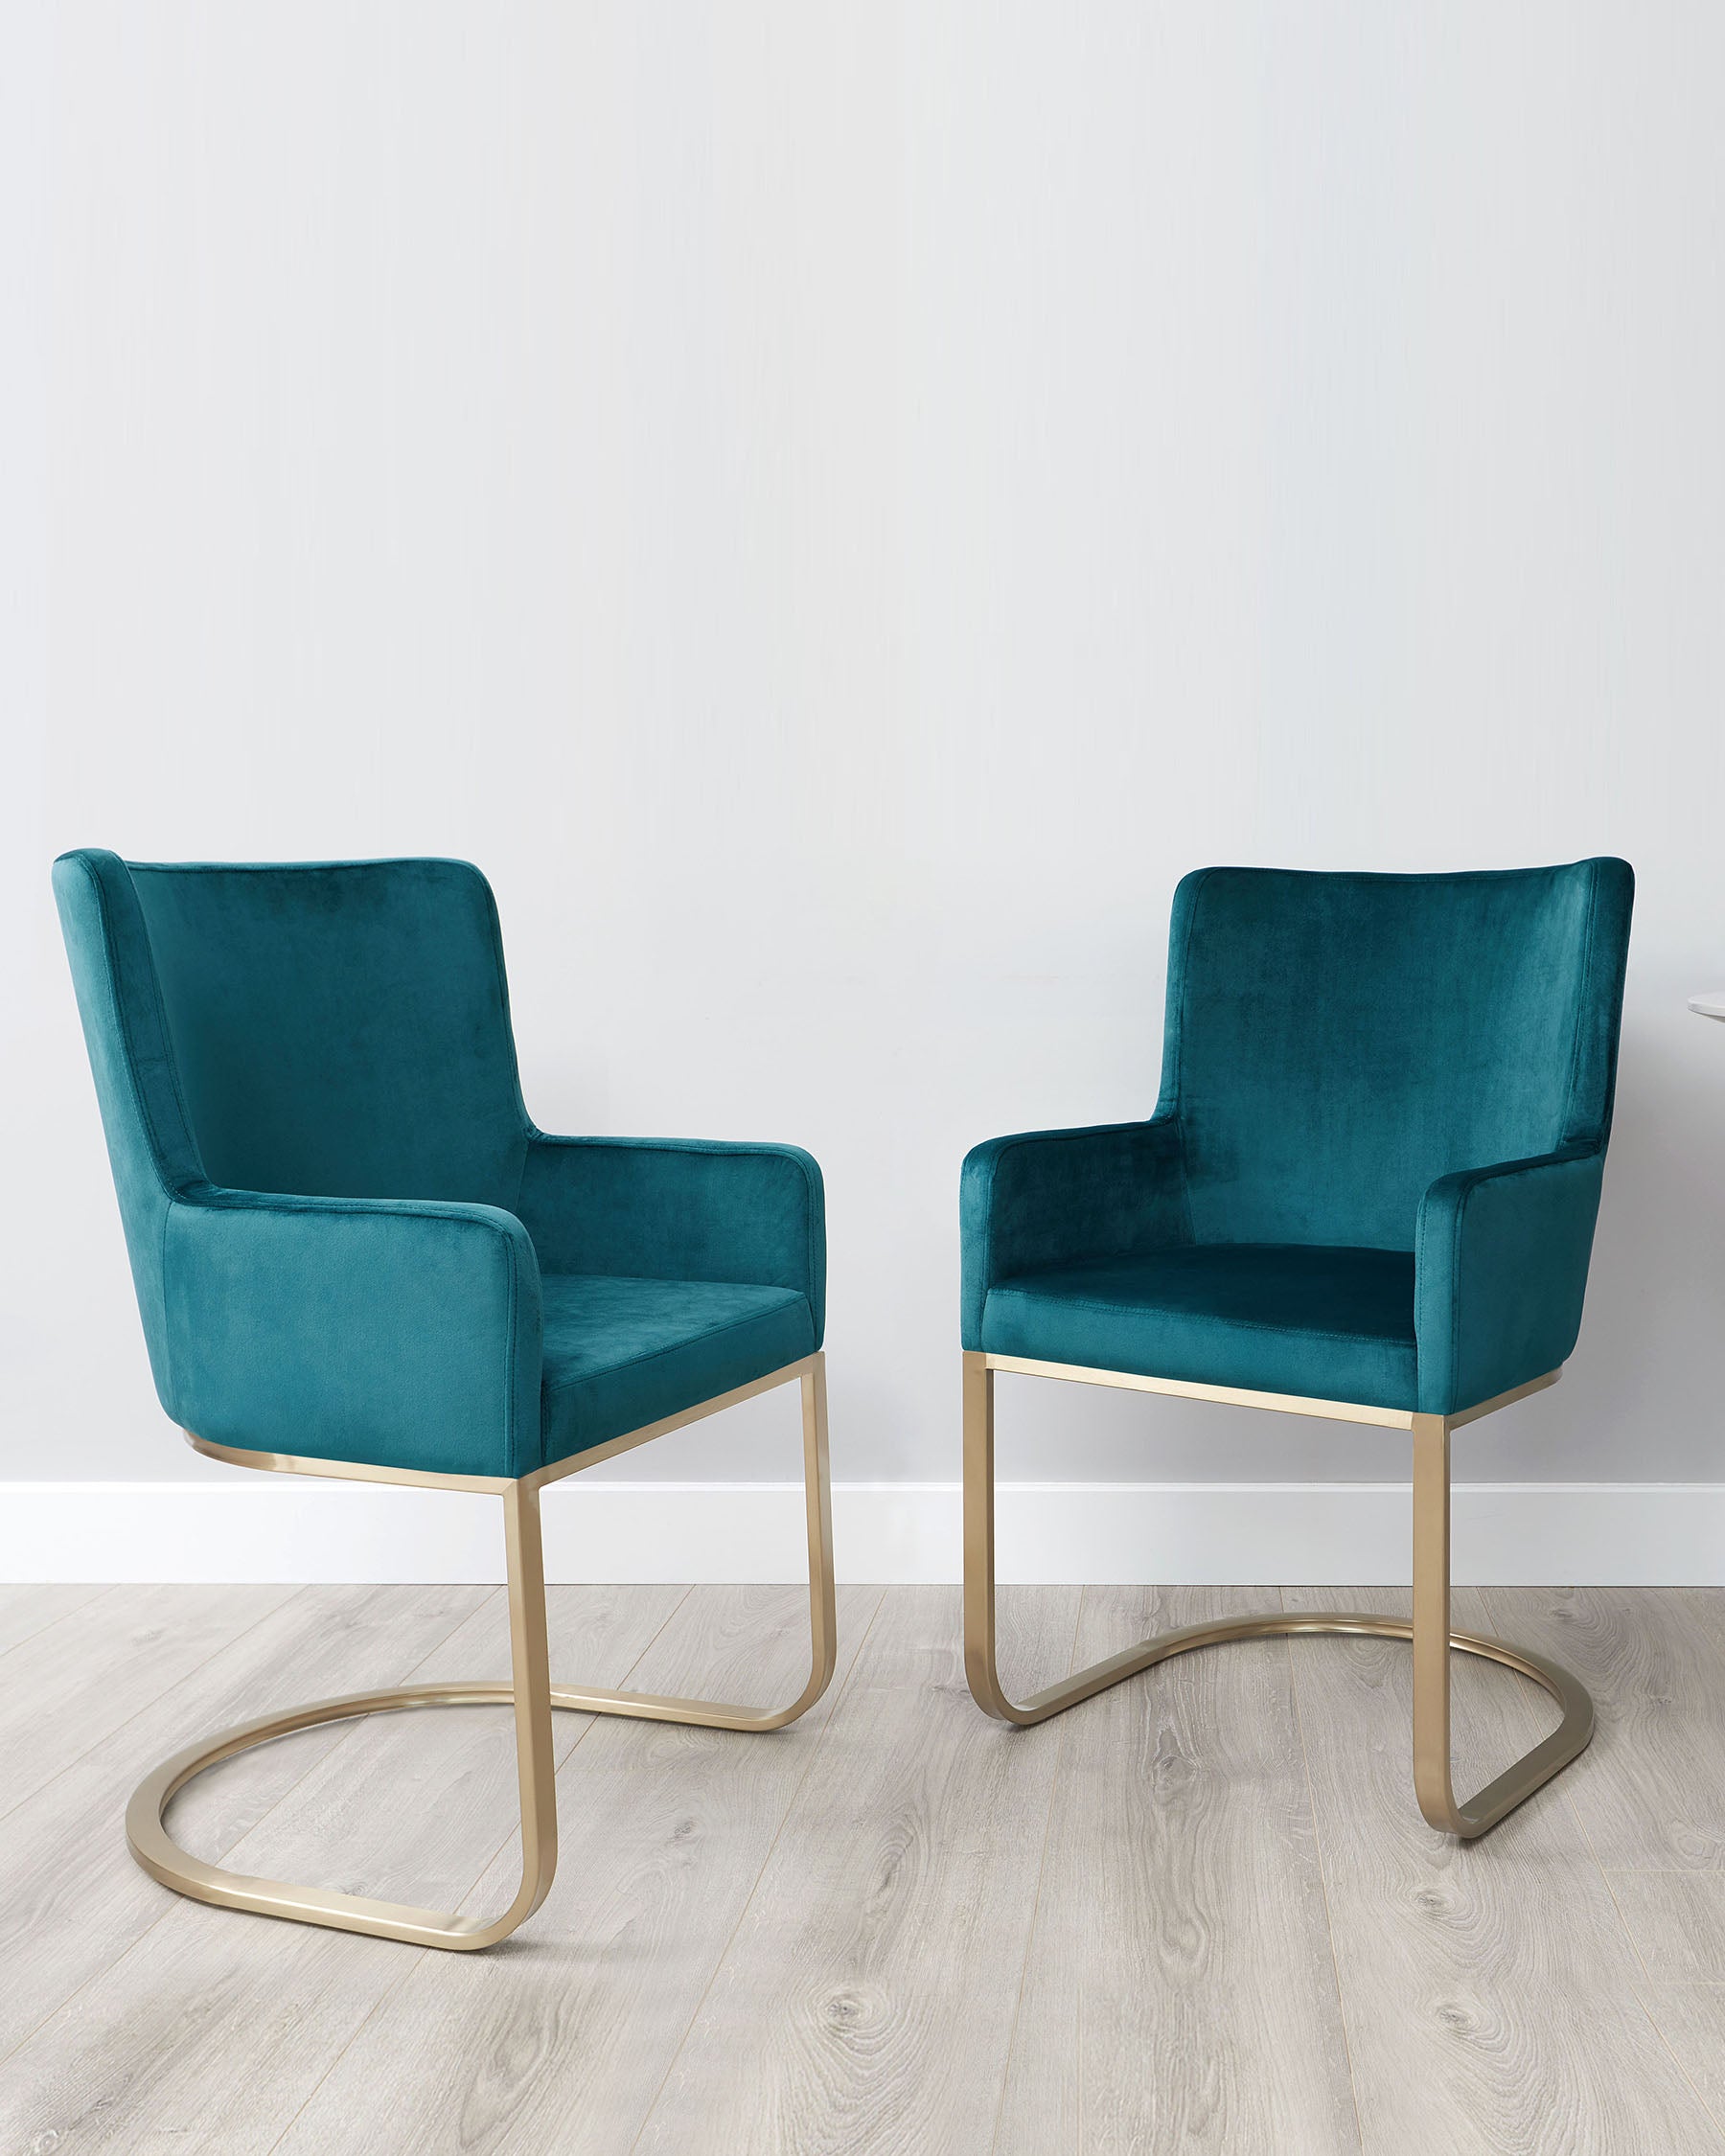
left=960, top=860, right=1632, bottom=1837
left=55, top=849, right=836, bottom=1950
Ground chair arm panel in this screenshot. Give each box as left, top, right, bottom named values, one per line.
left=960, top=1117, right=1188, bottom=1348
left=517, top=1135, right=825, bottom=1341
left=1414, top=1146, right=1605, bottom=1416
left=163, top=1190, right=543, bottom=1479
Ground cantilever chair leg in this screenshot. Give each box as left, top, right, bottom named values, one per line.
left=128, top=1354, right=837, bottom=1949
left=1407, top=1412, right=1593, bottom=1834
left=551, top=1357, right=839, bottom=1733
left=127, top=1479, right=562, bottom=1950
left=962, top=1352, right=1594, bottom=1839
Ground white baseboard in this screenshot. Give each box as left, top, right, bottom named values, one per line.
left=0, top=1479, right=1719, bottom=1586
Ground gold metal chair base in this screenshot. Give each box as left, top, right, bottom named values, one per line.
left=963, top=1351, right=1595, bottom=1838
left=130, top=1355, right=836, bottom=1951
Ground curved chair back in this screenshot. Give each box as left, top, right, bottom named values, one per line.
left=53, top=850, right=528, bottom=1396
left=1157, top=860, right=1633, bottom=1250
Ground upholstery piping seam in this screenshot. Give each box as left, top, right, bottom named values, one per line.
left=1171, top=865, right=1217, bottom=1119
left=1169, top=868, right=1217, bottom=1241
left=194, top=1187, right=528, bottom=1224
left=158, top=1197, right=176, bottom=1405
left=503, top=1207, right=521, bottom=1479
left=1559, top=858, right=1602, bottom=1149
left=126, top=856, right=482, bottom=875
left=1446, top=1164, right=1467, bottom=1414
left=463, top=867, right=536, bottom=1224
left=78, top=860, right=181, bottom=1207
left=986, top=1120, right=1163, bottom=1163
left=125, top=866, right=206, bottom=1184
left=985, top=1287, right=1412, bottom=1349
left=1167, top=863, right=1598, bottom=887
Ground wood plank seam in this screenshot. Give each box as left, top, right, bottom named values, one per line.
left=1280, top=1586, right=1368, bottom=2156
left=621, top=1583, right=889, bottom=2156
left=1477, top=1588, right=1725, bottom=2151
left=0, top=1587, right=299, bottom=1836
left=216, top=1584, right=707, bottom=2156
left=0, top=1585, right=505, bottom=2073
left=0, top=1585, right=117, bottom=1663
left=1584, top=1830, right=1725, bottom=2142
left=987, top=1584, right=1088, bottom=2156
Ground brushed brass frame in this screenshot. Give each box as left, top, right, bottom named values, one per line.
left=128, top=1352, right=836, bottom=1950
left=962, top=1350, right=1594, bottom=1837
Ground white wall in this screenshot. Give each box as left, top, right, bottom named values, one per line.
left=8, top=7, right=1725, bottom=1529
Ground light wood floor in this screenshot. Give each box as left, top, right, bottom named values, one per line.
left=1, top=1583, right=1723, bottom=2154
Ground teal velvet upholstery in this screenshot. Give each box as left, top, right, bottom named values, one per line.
left=962, top=861, right=1632, bottom=1416
left=540, top=1276, right=814, bottom=1461
left=55, top=850, right=822, bottom=1479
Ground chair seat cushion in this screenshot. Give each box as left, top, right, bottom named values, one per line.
left=981, top=1244, right=1417, bottom=1411
left=540, top=1273, right=816, bottom=1465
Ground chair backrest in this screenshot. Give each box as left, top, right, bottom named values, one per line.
left=1156, top=860, right=1633, bottom=1250
left=54, top=852, right=530, bottom=1394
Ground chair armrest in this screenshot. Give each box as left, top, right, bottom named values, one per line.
left=164, top=1189, right=543, bottom=1480
left=1414, top=1146, right=1605, bottom=1416
left=960, top=1117, right=1188, bottom=1348
left=517, top=1135, right=825, bottom=1340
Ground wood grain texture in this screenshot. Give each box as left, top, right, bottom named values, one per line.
left=0, top=1583, right=301, bottom=1817
left=209, top=1582, right=688, bottom=1917
left=0, top=1584, right=686, bottom=2156
left=1607, top=1871, right=1725, bottom=1983
left=1634, top=1985, right=1725, bottom=2131
left=5, top=1585, right=1725, bottom=2155
left=0, top=1582, right=111, bottom=1656
left=1282, top=1585, right=1724, bottom=2156
left=1478, top=1589, right=1725, bottom=1871
left=0, top=1581, right=488, bottom=2060
left=995, top=1586, right=1360, bottom=2156
left=273, top=1582, right=883, bottom=2156
left=630, top=1585, right=1083, bottom=2156
left=163, top=1581, right=494, bottom=1859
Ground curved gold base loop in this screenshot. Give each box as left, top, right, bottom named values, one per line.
left=963, top=1608, right=1595, bottom=1841
left=130, top=1356, right=838, bottom=1951
left=126, top=1655, right=838, bottom=1953
left=963, top=1352, right=1595, bottom=1841
left=128, top=1682, right=567, bottom=1951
